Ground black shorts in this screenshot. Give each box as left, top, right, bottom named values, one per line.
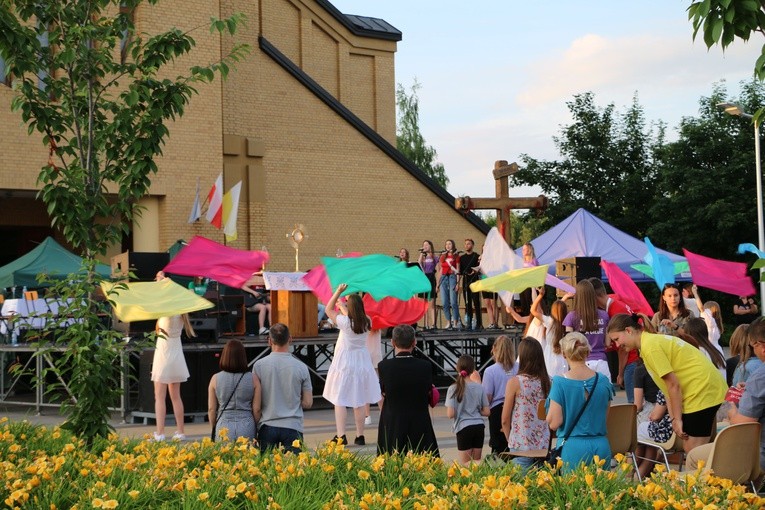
left=455, top=424, right=485, bottom=450
left=481, top=291, right=497, bottom=300
left=682, top=404, right=721, bottom=437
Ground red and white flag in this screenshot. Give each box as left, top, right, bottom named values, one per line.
left=205, top=173, right=223, bottom=228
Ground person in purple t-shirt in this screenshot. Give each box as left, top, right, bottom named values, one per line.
left=563, top=280, right=611, bottom=379
left=417, top=240, right=437, bottom=330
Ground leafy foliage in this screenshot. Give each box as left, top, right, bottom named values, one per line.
left=0, top=0, right=248, bottom=444
left=648, top=80, right=765, bottom=256
left=0, top=0, right=249, bottom=258
left=514, top=92, right=665, bottom=238
left=396, top=79, right=449, bottom=188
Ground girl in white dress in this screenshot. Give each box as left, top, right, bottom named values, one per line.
left=322, top=283, right=382, bottom=446
left=152, top=271, right=195, bottom=441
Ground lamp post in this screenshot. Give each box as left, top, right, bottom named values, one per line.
left=718, top=102, right=765, bottom=312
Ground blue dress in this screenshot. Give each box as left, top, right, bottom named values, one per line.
left=548, top=373, right=614, bottom=472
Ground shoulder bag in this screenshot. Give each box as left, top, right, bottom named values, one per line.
left=211, top=372, right=248, bottom=441
left=547, top=373, right=599, bottom=463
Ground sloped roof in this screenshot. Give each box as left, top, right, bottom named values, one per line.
left=516, top=208, right=686, bottom=282
left=315, top=0, right=402, bottom=41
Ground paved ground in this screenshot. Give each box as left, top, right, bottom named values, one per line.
left=1, top=389, right=629, bottom=464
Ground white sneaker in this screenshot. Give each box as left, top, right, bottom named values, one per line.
left=172, top=432, right=186, bottom=441
left=364, top=415, right=372, bottom=426
left=259, top=327, right=268, bottom=335
left=152, top=432, right=165, bottom=442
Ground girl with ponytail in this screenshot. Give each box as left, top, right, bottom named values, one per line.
left=446, top=355, right=490, bottom=465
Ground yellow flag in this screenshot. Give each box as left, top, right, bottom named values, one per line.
left=470, top=265, right=548, bottom=294
left=101, top=278, right=214, bottom=322
left=222, top=181, right=242, bottom=242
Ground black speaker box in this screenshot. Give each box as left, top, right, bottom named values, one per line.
left=555, top=257, right=602, bottom=282
left=185, top=317, right=217, bottom=343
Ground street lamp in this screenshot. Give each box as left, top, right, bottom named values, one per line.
left=717, top=102, right=765, bottom=313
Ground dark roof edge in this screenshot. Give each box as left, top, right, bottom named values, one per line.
left=259, top=36, right=489, bottom=235
left=314, top=0, right=402, bottom=42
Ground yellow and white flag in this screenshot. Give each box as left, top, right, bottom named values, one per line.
left=222, top=181, right=242, bottom=242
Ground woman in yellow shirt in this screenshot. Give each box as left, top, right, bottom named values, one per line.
left=607, top=313, right=726, bottom=455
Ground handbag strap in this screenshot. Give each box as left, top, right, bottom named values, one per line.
left=559, top=373, right=599, bottom=445
left=214, top=372, right=248, bottom=428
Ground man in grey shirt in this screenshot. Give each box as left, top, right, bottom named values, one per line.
left=253, top=323, right=313, bottom=453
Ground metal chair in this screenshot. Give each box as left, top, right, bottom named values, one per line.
left=636, top=415, right=717, bottom=473
left=606, top=403, right=641, bottom=479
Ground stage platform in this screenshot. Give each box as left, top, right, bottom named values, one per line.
left=0, top=326, right=524, bottom=423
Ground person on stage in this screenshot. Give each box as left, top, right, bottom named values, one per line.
left=459, top=238, right=482, bottom=331
left=242, top=272, right=271, bottom=335
left=438, top=239, right=460, bottom=330
left=417, top=240, right=437, bottom=330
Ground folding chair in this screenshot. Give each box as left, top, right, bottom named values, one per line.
left=500, top=400, right=552, bottom=464
left=606, top=403, right=641, bottom=479
left=637, top=415, right=717, bottom=473
left=705, top=422, right=762, bottom=493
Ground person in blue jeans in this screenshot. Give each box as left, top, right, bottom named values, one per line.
left=252, top=323, right=313, bottom=453
left=437, top=239, right=460, bottom=330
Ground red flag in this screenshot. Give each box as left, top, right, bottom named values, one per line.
left=600, top=260, right=653, bottom=316
left=163, top=236, right=269, bottom=289
left=362, top=294, right=428, bottom=330
left=683, top=249, right=756, bottom=297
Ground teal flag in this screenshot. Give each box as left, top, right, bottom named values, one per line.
left=322, top=254, right=431, bottom=301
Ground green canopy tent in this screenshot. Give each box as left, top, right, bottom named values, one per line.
left=0, top=237, right=111, bottom=289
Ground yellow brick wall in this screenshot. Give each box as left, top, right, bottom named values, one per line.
left=0, top=0, right=487, bottom=272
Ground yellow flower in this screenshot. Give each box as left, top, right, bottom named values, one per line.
left=128, top=491, right=139, bottom=499
left=92, top=499, right=104, bottom=508
left=402, top=487, right=410, bottom=497
left=422, top=483, right=436, bottom=494
left=358, top=470, right=370, bottom=480
left=102, top=501, right=118, bottom=509
left=9, top=444, right=20, bottom=453
left=198, top=493, right=209, bottom=501
left=653, top=500, right=669, bottom=510
left=185, top=478, right=200, bottom=491
left=292, top=439, right=302, bottom=449
left=585, top=473, right=595, bottom=487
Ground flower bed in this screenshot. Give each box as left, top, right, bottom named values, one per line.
left=1, top=418, right=762, bottom=509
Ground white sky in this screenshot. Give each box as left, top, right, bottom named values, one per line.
left=330, top=0, right=761, bottom=200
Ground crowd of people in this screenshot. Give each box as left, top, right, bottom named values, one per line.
left=149, top=253, right=765, bottom=487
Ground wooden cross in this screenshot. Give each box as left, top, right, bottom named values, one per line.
left=455, top=160, right=547, bottom=247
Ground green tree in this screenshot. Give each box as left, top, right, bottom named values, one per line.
left=0, top=0, right=248, bottom=443
left=514, top=92, right=665, bottom=237
left=649, top=80, right=765, bottom=256
left=689, top=0, right=765, bottom=80
left=396, top=79, right=449, bottom=187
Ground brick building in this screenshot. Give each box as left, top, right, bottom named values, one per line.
left=0, top=0, right=488, bottom=272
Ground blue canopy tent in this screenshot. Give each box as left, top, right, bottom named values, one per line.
left=0, top=237, right=112, bottom=289
left=515, top=208, right=689, bottom=283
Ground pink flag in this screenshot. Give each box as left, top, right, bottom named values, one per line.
left=362, top=294, right=428, bottom=330
left=163, top=236, right=269, bottom=289
left=683, top=249, right=756, bottom=297
left=600, top=260, right=653, bottom=316
left=302, top=252, right=363, bottom=304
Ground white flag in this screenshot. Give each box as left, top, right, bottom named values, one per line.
left=187, top=178, right=201, bottom=223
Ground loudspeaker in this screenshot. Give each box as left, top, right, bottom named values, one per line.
left=555, top=257, right=601, bottom=283
left=111, top=251, right=170, bottom=282
left=185, top=317, right=218, bottom=343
